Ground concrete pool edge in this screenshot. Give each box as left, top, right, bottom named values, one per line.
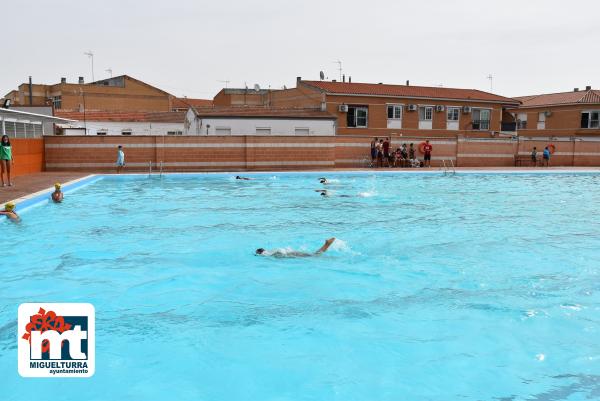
left=7, top=174, right=102, bottom=212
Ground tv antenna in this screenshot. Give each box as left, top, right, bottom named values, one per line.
left=487, top=74, right=493, bottom=92
left=332, top=60, right=342, bottom=81
left=218, top=79, right=230, bottom=88
left=84, top=51, right=95, bottom=82
left=105, top=68, right=113, bottom=78
left=319, top=71, right=325, bottom=81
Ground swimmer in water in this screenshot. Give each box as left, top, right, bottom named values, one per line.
left=236, top=176, right=251, bottom=180
left=256, top=237, right=336, bottom=258
left=316, top=189, right=351, bottom=198
left=51, top=182, right=64, bottom=203
left=0, top=202, right=20, bottom=222
left=319, top=177, right=329, bottom=184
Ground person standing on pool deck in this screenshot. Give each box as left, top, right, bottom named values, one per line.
left=116, top=145, right=125, bottom=174
left=423, top=140, right=433, bottom=167
left=0, top=202, right=19, bottom=222
left=0, top=134, right=14, bottom=187
left=543, top=146, right=550, bottom=167
left=51, top=183, right=64, bottom=203
left=531, top=147, right=538, bottom=166
left=382, top=137, right=391, bottom=167
left=256, top=238, right=336, bottom=258
left=370, top=137, right=378, bottom=167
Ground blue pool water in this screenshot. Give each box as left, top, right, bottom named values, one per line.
left=2, top=172, right=600, bottom=400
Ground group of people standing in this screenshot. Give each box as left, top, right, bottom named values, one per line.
left=370, top=137, right=432, bottom=168
left=531, top=146, right=552, bottom=167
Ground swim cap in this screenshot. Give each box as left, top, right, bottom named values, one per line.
left=54, top=182, right=61, bottom=189
left=5, top=202, right=15, bottom=211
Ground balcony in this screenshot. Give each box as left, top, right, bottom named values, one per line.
left=501, top=122, right=516, bottom=132
left=472, top=120, right=490, bottom=131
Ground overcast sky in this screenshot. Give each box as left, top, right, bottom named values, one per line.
left=3, top=0, right=598, bottom=99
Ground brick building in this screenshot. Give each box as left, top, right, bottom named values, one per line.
left=213, top=88, right=273, bottom=107
left=270, top=78, right=519, bottom=137
left=3, top=75, right=192, bottom=113
left=508, top=86, right=600, bottom=137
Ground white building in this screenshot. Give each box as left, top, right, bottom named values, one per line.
left=184, top=107, right=337, bottom=136
left=54, top=110, right=186, bottom=135
left=0, top=107, right=74, bottom=137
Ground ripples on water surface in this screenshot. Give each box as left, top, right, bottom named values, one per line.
left=2, top=172, right=600, bottom=400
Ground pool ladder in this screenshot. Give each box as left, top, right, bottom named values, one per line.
left=440, top=159, right=456, bottom=175
left=148, top=161, right=164, bottom=177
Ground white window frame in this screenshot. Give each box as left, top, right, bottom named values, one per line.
left=121, top=129, right=132, bottom=135
left=581, top=110, right=600, bottom=129
left=256, top=127, right=271, bottom=135
left=447, top=107, right=460, bottom=121
left=347, top=106, right=368, bottom=128
left=96, top=129, right=107, bottom=135
left=473, top=108, right=492, bottom=131
left=387, top=104, right=403, bottom=120
left=419, top=106, right=433, bottom=121
left=294, top=127, right=310, bottom=135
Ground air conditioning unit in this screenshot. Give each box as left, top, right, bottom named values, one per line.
left=407, top=104, right=417, bottom=111
left=435, top=105, right=445, bottom=112
left=544, top=111, right=552, bottom=117
left=338, top=104, right=349, bottom=112
left=462, top=106, right=472, bottom=113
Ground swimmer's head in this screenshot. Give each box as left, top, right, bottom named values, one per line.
left=320, top=192, right=327, bottom=196
left=54, top=182, right=61, bottom=189
left=255, top=248, right=265, bottom=255
left=236, top=176, right=241, bottom=179
left=319, top=178, right=326, bottom=183
left=5, top=202, right=15, bottom=212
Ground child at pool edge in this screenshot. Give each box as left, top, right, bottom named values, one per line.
left=0, top=202, right=19, bottom=222
left=256, top=238, right=336, bottom=258
left=51, top=183, right=64, bottom=203
left=116, top=145, right=125, bottom=173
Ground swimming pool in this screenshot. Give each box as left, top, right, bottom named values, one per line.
left=2, top=171, right=600, bottom=400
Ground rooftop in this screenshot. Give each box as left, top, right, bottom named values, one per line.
left=54, top=110, right=186, bottom=123
left=301, top=80, right=519, bottom=104
left=513, top=89, right=600, bottom=108
left=172, top=97, right=213, bottom=109
left=189, top=106, right=336, bottom=119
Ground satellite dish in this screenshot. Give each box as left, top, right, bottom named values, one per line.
left=254, top=84, right=261, bottom=92
left=319, top=71, right=325, bottom=81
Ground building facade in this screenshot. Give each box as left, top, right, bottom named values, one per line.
left=184, top=107, right=336, bottom=136
left=270, top=78, right=520, bottom=138
left=54, top=110, right=186, bottom=135
left=4, top=75, right=175, bottom=112
left=508, top=87, right=600, bottom=137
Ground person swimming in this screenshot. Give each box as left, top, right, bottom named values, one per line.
left=236, top=176, right=251, bottom=180
left=0, top=202, right=20, bottom=222
left=51, top=182, right=64, bottom=203
left=316, top=189, right=351, bottom=198
left=256, top=237, right=336, bottom=258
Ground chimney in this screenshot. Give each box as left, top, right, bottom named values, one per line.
left=28, top=76, right=33, bottom=105
left=574, top=88, right=579, bottom=92
left=586, top=85, right=592, bottom=91
left=78, top=76, right=84, bottom=84
left=342, top=74, right=346, bottom=83
left=406, top=80, right=410, bottom=86
left=348, top=76, right=351, bottom=83
left=61, top=77, right=66, bottom=84
left=296, top=76, right=301, bottom=85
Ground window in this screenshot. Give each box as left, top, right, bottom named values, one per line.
left=295, top=127, right=310, bottom=135
left=347, top=106, right=368, bottom=128
left=256, top=127, right=271, bottom=135
left=121, top=130, right=132, bottom=135
left=516, top=112, right=527, bottom=129
left=473, top=109, right=491, bottom=130
left=215, top=127, right=231, bottom=135
left=96, top=130, right=107, bottom=135
left=53, top=96, right=62, bottom=110
left=538, top=112, right=546, bottom=122
left=167, top=131, right=183, bottom=135
left=447, top=107, right=460, bottom=121
left=387, top=105, right=402, bottom=119
left=419, top=106, right=433, bottom=121
left=581, top=111, right=600, bottom=128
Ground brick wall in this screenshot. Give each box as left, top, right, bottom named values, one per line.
left=43, top=135, right=600, bottom=172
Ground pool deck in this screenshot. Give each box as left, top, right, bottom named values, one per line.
left=2, top=167, right=600, bottom=205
